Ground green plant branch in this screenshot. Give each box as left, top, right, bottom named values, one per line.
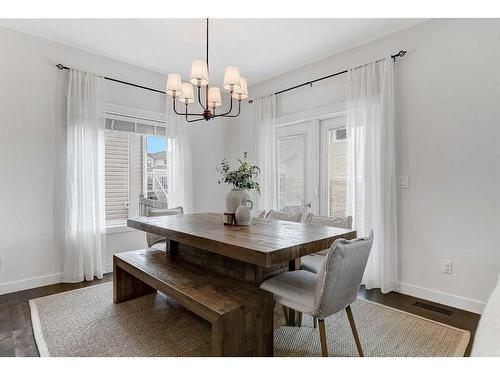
left=216, top=152, right=261, bottom=194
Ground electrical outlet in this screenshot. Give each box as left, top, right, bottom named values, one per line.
left=441, top=260, right=453, bottom=274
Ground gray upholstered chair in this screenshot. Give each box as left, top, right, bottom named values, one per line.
left=260, top=233, right=373, bottom=357
left=266, top=209, right=303, bottom=223
left=301, top=214, right=353, bottom=274
left=145, top=206, right=184, bottom=251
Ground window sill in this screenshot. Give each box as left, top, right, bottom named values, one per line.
left=106, top=225, right=136, bottom=235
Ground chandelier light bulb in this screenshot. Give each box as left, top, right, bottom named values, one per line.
left=207, top=87, right=222, bottom=108
left=232, top=77, right=248, bottom=101
left=166, top=73, right=183, bottom=97
left=179, top=82, right=195, bottom=104
left=223, top=66, right=241, bottom=92
left=190, top=60, right=209, bottom=86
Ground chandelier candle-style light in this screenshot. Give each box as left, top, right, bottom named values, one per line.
left=166, top=18, right=248, bottom=122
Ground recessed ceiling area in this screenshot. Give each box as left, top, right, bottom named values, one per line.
left=0, top=18, right=425, bottom=85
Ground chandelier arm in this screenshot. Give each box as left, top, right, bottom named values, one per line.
left=214, top=100, right=241, bottom=118
left=196, top=85, right=207, bottom=111
left=172, top=97, right=183, bottom=116
left=213, top=92, right=234, bottom=117
left=173, top=97, right=205, bottom=117
left=185, top=116, right=208, bottom=123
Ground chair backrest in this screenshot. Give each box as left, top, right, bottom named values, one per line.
left=254, top=210, right=267, bottom=219
left=306, top=214, right=353, bottom=229
left=139, top=195, right=169, bottom=216
left=266, top=209, right=303, bottom=223
left=145, top=206, right=184, bottom=247
left=313, top=232, right=374, bottom=319
left=283, top=205, right=309, bottom=222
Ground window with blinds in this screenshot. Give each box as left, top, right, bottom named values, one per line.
left=328, top=127, right=347, bottom=217
left=104, top=132, right=130, bottom=226
left=103, top=112, right=167, bottom=228
left=278, top=135, right=305, bottom=210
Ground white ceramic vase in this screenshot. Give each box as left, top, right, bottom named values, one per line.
left=225, top=189, right=251, bottom=213
left=235, top=200, right=253, bottom=226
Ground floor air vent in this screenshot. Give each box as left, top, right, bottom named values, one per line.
left=412, top=301, right=453, bottom=316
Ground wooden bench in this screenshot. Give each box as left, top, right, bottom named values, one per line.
left=113, top=249, right=274, bottom=356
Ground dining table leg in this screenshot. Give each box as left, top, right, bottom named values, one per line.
left=166, top=239, right=178, bottom=256
left=287, top=258, right=301, bottom=326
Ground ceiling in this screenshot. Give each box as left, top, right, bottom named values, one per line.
left=0, top=19, right=425, bottom=85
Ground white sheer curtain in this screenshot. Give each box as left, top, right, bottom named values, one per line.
left=252, top=95, right=277, bottom=211
left=346, top=58, right=398, bottom=293
left=165, top=103, right=193, bottom=213
left=63, top=70, right=105, bottom=282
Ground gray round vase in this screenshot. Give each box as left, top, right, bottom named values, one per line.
left=225, top=189, right=251, bottom=213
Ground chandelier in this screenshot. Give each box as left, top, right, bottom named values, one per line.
left=165, top=18, right=248, bottom=122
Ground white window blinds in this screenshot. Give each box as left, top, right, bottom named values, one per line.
left=105, top=118, right=166, bottom=136
left=277, top=135, right=305, bottom=210
left=104, top=132, right=130, bottom=226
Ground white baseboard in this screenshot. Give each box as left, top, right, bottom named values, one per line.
left=398, top=282, right=486, bottom=314
left=0, top=273, right=62, bottom=295
left=105, top=263, right=113, bottom=274
left=0, top=264, right=114, bottom=296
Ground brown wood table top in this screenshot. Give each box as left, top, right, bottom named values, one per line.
left=128, top=212, right=356, bottom=267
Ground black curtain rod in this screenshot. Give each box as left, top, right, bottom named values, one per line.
left=56, top=64, right=166, bottom=95
left=271, top=50, right=407, bottom=97
left=57, top=49, right=406, bottom=101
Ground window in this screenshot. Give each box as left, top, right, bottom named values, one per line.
left=104, top=129, right=167, bottom=228
left=145, top=136, right=168, bottom=202
left=277, top=135, right=306, bottom=210
left=327, top=127, right=347, bottom=217
left=104, top=132, right=130, bottom=226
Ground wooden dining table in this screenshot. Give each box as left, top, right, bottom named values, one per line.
left=126, top=212, right=356, bottom=354
left=128, top=212, right=356, bottom=284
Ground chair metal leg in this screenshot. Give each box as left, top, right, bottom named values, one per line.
left=345, top=305, right=364, bottom=357
left=318, top=319, right=328, bottom=357
left=313, top=317, right=317, bottom=328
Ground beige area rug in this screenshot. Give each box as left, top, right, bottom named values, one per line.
left=29, top=282, right=470, bottom=357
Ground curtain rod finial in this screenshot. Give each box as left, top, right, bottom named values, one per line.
left=56, top=64, right=65, bottom=70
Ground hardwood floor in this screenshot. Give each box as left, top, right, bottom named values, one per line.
left=0, top=276, right=480, bottom=357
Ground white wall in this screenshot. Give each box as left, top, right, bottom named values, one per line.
left=190, top=119, right=232, bottom=213
left=229, top=19, right=500, bottom=313
left=0, top=26, right=167, bottom=294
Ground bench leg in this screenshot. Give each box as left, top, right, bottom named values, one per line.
left=211, top=297, right=274, bottom=357
left=255, top=296, right=274, bottom=356
left=211, top=309, right=246, bottom=356
left=113, top=259, right=156, bottom=304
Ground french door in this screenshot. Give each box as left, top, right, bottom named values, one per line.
left=274, top=120, right=319, bottom=216
left=274, top=115, right=347, bottom=218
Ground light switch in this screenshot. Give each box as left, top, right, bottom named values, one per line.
left=396, top=176, right=409, bottom=189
